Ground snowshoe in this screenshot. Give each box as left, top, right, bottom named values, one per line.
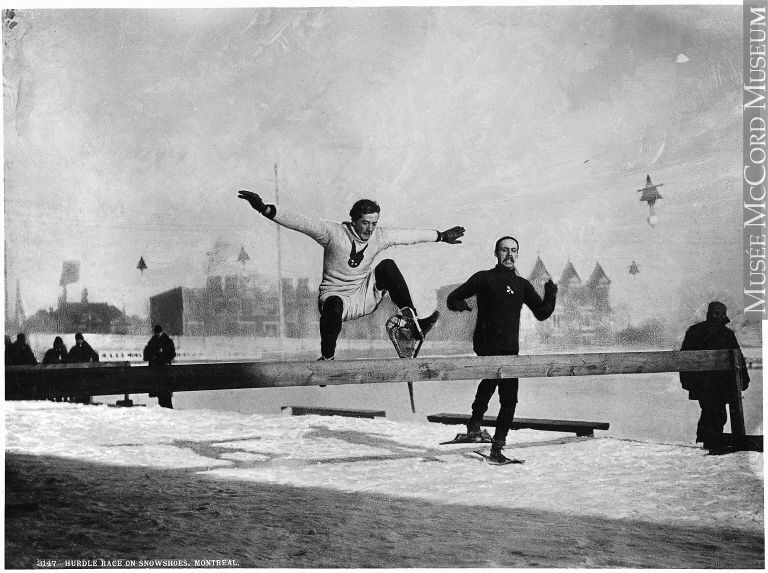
left=474, top=450, right=525, bottom=466
left=440, top=430, right=493, bottom=445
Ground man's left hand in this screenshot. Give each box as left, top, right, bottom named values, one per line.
left=439, top=226, right=465, bottom=244
left=545, top=279, right=558, bottom=297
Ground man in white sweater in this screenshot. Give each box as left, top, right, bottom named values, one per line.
left=238, top=190, right=464, bottom=359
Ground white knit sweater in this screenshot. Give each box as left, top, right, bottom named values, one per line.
left=272, top=206, right=438, bottom=299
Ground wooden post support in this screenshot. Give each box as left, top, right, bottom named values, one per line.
left=729, top=349, right=747, bottom=437
left=114, top=394, right=134, bottom=407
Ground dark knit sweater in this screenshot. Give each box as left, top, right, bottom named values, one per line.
left=447, top=264, right=556, bottom=355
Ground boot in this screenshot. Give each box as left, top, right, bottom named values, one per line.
left=467, top=426, right=491, bottom=444
left=489, top=438, right=510, bottom=464
left=316, top=356, right=334, bottom=387
left=416, top=311, right=440, bottom=339
left=466, top=420, right=491, bottom=442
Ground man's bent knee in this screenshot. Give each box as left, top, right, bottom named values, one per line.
left=321, top=296, right=344, bottom=316
left=377, top=258, right=398, bottom=271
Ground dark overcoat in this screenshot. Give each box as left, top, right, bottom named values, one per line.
left=679, top=321, right=749, bottom=401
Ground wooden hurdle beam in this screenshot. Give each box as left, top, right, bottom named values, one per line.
left=5, top=349, right=737, bottom=396
left=5, top=349, right=746, bottom=437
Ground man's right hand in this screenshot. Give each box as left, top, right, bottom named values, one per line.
left=447, top=299, right=472, bottom=312
left=238, top=190, right=267, bottom=213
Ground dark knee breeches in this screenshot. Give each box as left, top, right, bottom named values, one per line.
left=374, top=259, right=414, bottom=311
left=469, top=378, right=519, bottom=443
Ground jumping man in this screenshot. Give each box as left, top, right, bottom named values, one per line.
left=238, top=190, right=465, bottom=360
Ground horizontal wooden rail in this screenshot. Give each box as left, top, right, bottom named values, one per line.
left=5, top=350, right=737, bottom=401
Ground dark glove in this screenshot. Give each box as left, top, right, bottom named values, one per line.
left=447, top=298, right=472, bottom=312
left=238, top=190, right=266, bottom=211
left=437, top=226, right=465, bottom=244
left=544, top=279, right=558, bottom=298
left=238, top=190, right=276, bottom=218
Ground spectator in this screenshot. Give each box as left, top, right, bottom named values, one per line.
left=67, top=332, right=99, bottom=404
left=680, top=301, right=749, bottom=454
left=42, top=336, right=68, bottom=365
left=8, top=333, right=38, bottom=365
left=68, top=332, right=99, bottom=363
left=42, top=336, right=69, bottom=402
left=143, top=324, right=176, bottom=409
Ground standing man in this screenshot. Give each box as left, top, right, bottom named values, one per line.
left=42, top=336, right=68, bottom=365
left=68, top=332, right=99, bottom=404
left=447, top=236, right=557, bottom=464
left=8, top=333, right=37, bottom=365
left=680, top=301, right=749, bottom=453
left=42, top=336, right=68, bottom=402
left=68, top=332, right=99, bottom=363
left=144, top=324, right=176, bottom=409
left=238, top=190, right=464, bottom=360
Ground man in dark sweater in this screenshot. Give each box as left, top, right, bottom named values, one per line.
left=447, top=236, right=557, bottom=464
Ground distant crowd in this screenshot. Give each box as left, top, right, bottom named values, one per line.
left=6, top=326, right=176, bottom=408
left=5, top=332, right=99, bottom=367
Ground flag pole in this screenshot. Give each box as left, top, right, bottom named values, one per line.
left=275, top=163, right=286, bottom=358
left=59, top=284, right=65, bottom=332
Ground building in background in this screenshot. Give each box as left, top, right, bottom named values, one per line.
left=22, top=287, right=133, bottom=334
left=547, top=260, right=613, bottom=346
left=149, top=274, right=319, bottom=338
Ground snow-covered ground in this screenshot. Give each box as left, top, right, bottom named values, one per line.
left=5, top=400, right=763, bottom=535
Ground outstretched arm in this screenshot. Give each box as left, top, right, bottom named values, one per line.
left=380, top=225, right=465, bottom=248
left=524, top=279, right=557, bottom=321
left=238, top=190, right=332, bottom=246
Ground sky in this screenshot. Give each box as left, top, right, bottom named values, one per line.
left=3, top=4, right=747, bottom=333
